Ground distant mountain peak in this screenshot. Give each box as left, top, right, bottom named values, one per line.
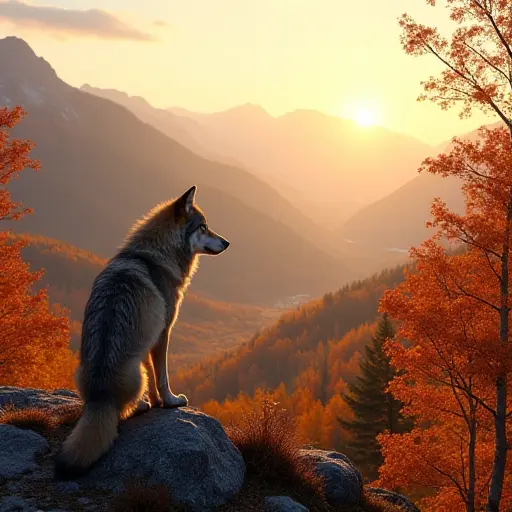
left=81, top=84, right=128, bottom=97
left=0, top=36, right=58, bottom=85
left=235, top=103, right=269, bottom=114
left=1, top=36, right=36, bottom=57
left=238, top=102, right=268, bottom=113
left=213, top=103, right=271, bottom=121
left=80, top=84, right=153, bottom=110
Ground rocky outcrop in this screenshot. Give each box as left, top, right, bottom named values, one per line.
left=0, top=387, right=79, bottom=410
left=81, top=407, right=246, bottom=510
left=0, top=387, right=245, bottom=511
left=299, top=449, right=363, bottom=507
left=366, top=487, right=420, bottom=512
left=0, top=387, right=419, bottom=512
left=0, top=425, right=48, bottom=481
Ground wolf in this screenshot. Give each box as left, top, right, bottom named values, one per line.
left=54, top=185, right=229, bottom=478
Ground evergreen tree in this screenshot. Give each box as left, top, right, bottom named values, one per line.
left=340, top=313, right=411, bottom=479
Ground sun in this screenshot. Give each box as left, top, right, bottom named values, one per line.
left=338, top=100, right=382, bottom=128
left=354, top=107, right=378, bottom=127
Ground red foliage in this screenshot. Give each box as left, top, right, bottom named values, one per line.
left=0, top=107, right=75, bottom=389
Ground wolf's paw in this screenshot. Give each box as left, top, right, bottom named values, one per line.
left=162, top=393, right=188, bottom=408
left=150, top=396, right=163, bottom=408
left=132, top=398, right=152, bottom=416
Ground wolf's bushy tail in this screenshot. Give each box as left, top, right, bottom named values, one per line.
left=54, top=401, right=119, bottom=479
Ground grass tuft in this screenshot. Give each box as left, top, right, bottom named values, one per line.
left=53, top=403, right=83, bottom=427
left=0, top=402, right=82, bottom=440
left=0, top=406, right=58, bottom=435
left=226, top=399, right=327, bottom=510
left=360, top=492, right=410, bottom=512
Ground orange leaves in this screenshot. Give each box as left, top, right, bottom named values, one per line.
left=0, top=107, right=40, bottom=221
left=0, top=228, right=74, bottom=390
left=0, top=106, right=75, bottom=389
left=378, top=123, right=512, bottom=509
left=400, top=0, right=512, bottom=124
left=378, top=425, right=509, bottom=511
left=201, top=385, right=354, bottom=454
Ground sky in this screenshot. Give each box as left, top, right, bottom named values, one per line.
left=0, top=0, right=496, bottom=145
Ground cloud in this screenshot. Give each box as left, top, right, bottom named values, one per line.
left=0, top=1, right=154, bottom=41
left=153, top=20, right=168, bottom=28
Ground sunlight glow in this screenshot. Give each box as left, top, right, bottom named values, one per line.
left=339, top=99, right=382, bottom=128
left=354, top=108, right=378, bottom=127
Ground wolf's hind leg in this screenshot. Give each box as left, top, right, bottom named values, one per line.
left=152, top=329, right=188, bottom=408
left=119, top=361, right=148, bottom=419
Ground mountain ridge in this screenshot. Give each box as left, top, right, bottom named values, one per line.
left=2, top=36, right=348, bottom=305
left=338, top=120, right=504, bottom=250
left=84, top=84, right=434, bottom=227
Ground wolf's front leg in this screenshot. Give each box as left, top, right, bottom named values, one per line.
left=144, top=352, right=163, bottom=407
left=131, top=353, right=164, bottom=417
left=152, top=329, right=188, bottom=408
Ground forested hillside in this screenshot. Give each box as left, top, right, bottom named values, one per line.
left=15, top=234, right=277, bottom=366
left=173, top=265, right=410, bottom=404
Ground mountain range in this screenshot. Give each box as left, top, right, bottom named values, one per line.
left=2, top=36, right=495, bottom=305
left=83, top=85, right=435, bottom=228
left=81, top=83, right=482, bottom=261
left=2, top=36, right=349, bottom=305
left=338, top=121, right=504, bottom=250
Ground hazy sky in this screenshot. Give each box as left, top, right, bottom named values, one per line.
left=0, top=0, right=496, bottom=145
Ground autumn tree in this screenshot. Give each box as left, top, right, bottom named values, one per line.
left=340, top=313, right=411, bottom=479
left=0, top=106, right=74, bottom=389
left=396, top=2, right=512, bottom=510
left=378, top=126, right=512, bottom=511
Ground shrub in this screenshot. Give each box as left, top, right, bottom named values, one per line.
left=226, top=398, right=326, bottom=509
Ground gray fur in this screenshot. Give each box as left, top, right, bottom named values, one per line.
left=54, top=185, right=229, bottom=477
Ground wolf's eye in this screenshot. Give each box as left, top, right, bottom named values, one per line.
left=199, top=223, right=208, bottom=232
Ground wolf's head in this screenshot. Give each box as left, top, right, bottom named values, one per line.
left=124, top=186, right=230, bottom=268
left=173, top=185, right=230, bottom=257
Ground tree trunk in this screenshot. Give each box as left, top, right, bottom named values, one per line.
left=467, top=407, right=476, bottom=512
left=486, top=376, right=508, bottom=512
left=486, top=197, right=511, bottom=512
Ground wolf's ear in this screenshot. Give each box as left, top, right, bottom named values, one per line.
left=177, top=185, right=197, bottom=215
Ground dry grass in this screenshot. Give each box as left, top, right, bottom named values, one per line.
left=226, top=399, right=329, bottom=511
left=360, top=492, right=408, bottom=512
left=224, top=399, right=412, bottom=512
left=109, top=481, right=188, bottom=512
left=0, top=403, right=82, bottom=434
left=53, top=403, right=83, bottom=427
left=0, top=406, right=59, bottom=435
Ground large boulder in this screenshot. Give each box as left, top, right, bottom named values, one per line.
left=80, top=407, right=245, bottom=511
left=0, top=387, right=245, bottom=511
left=366, top=487, right=420, bottom=512
left=299, top=449, right=363, bottom=507
left=0, top=425, right=48, bottom=481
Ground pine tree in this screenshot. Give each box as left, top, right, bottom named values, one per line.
left=340, top=313, right=411, bottom=479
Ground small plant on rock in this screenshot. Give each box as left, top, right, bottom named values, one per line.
left=226, top=398, right=326, bottom=509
